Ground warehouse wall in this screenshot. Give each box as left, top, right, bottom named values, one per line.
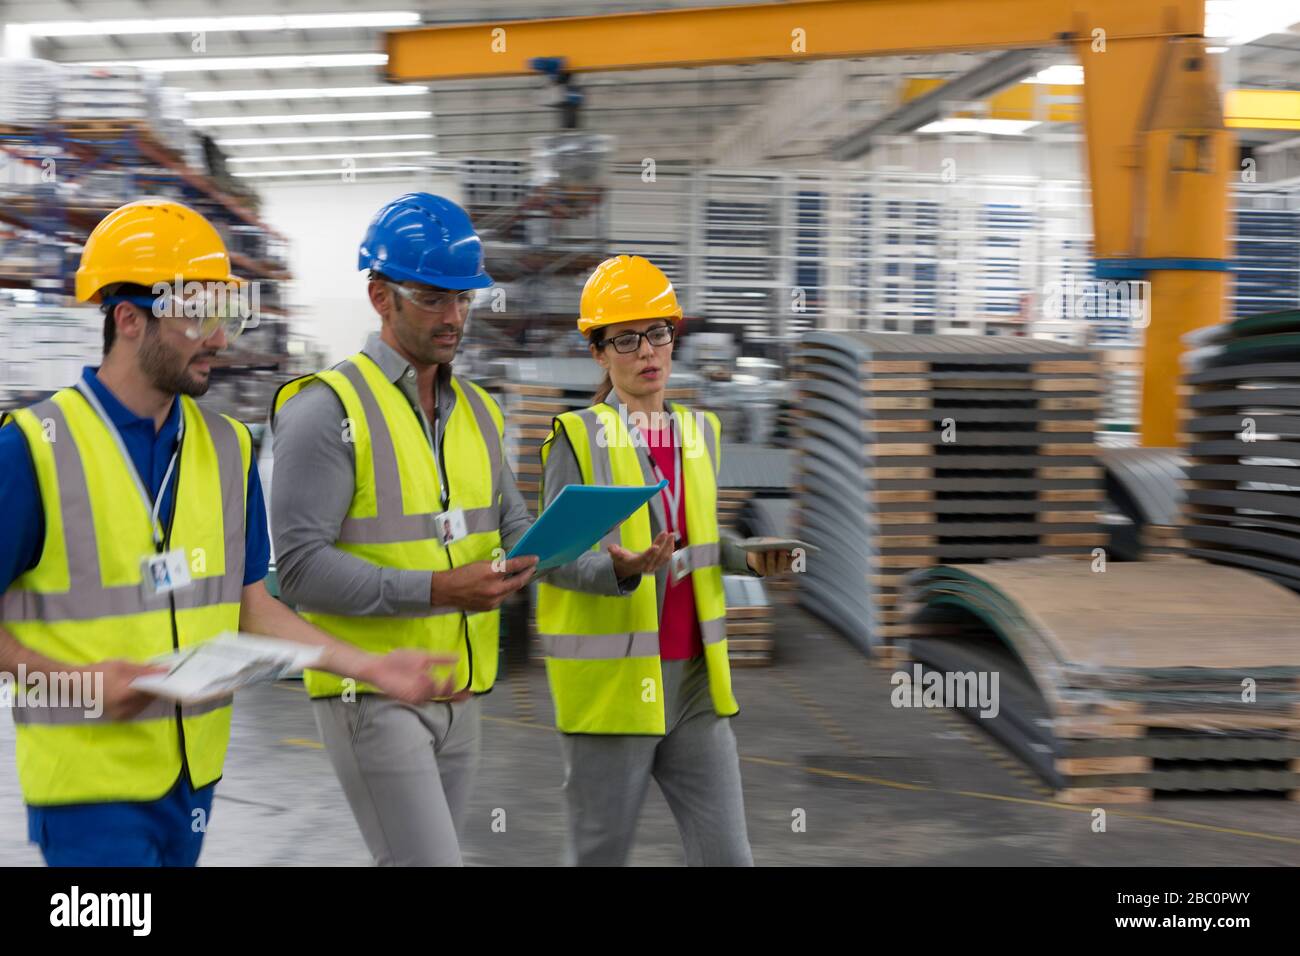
left=257, top=143, right=1080, bottom=364
left=858, top=136, right=1085, bottom=180
left=258, top=173, right=462, bottom=364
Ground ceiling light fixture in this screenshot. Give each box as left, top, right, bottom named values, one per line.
left=227, top=150, right=436, bottom=163
left=917, top=119, right=1041, bottom=135
left=216, top=133, right=435, bottom=146
left=187, top=85, right=428, bottom=103
left=188, top=110, right=430, bottom=127
left=76, top=53, right=387, bottom=73
left=232, top=165, right=429, bottom=178
left=23, top=12, right=419, bottom=37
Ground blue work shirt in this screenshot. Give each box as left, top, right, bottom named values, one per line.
left=0, top=366, right=270, bottom=595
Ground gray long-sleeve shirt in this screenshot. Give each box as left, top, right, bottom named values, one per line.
left=270, top=332, right=533, bottom=616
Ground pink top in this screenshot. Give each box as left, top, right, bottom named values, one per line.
left=646, top=424, right=704, bottom=660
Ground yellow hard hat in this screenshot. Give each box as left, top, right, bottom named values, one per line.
left=75, top=199, right=242, bottom=303
left=577, top=254, right=682, bottom=336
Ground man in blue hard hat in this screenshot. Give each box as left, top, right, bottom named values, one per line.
left=268, top=194, right=540, bottom=865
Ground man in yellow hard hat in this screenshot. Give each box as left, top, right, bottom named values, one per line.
left=0, top=199, right=454, bottom=867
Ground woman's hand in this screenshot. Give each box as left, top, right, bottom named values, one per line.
left=608, top=530, right=676, bottom=579
left=746, top=548, right=794, bottom=577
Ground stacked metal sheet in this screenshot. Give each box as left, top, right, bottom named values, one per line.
left=498, top=358, right=603, bottom=514
left=738, top=496, right=799, bottom=609
left=155, top=86, right=205, bottom=172
left=1097, top=347, right=1142, bottom=446
left=790, top=331, right=1106, bottom=652
left=1180, top=308, right=1300, bottom=593
left=723, top=575, right=775, bottom=666
left=740, top=497, right=795, bottom=540
left=0, top=58, right=62, bottom=126
left=716, top=444, right=794, bottom=531
left=57, top=65, right=160, bottom=121
left=904, top=558, right=1300, bottom=802
left=1099, top=447, right=1186, bottom=559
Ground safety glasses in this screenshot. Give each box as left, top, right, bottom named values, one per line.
left=386, top=281, right=477, bottom=315
left=103, top=288, right=258, bottom=342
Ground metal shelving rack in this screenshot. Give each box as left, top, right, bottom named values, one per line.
left=0, top=119, right=301, bottom=424
left=458, top=143, right=613, bottom=365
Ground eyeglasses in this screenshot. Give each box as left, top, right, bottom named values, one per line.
left=386, top=281, right=477, bottom=315
left=598, top=323, right=676, bottom=354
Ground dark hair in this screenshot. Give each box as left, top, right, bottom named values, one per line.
left=589, top=328, right=613, bottom=404
left=101, top=283, right=156, bottom=356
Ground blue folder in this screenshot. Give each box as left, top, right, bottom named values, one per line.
left=507, top=479, right=668, bottom=572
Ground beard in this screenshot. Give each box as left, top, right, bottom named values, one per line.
left=138, top=321, right=213, bottom=397
left=392, top=299, right=460, bottom=366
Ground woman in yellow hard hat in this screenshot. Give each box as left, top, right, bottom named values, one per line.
left=535, top=254, right=793, bottom=866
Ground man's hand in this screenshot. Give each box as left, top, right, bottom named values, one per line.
left=363, top=648, right=460, bottom=704
left=746, top=548, right=794, bottom=577
left=608, top=530, right=676, bottom=579
left=90, top=659, right=170, bottom=720
left=430, top=555, right=538, bottom=612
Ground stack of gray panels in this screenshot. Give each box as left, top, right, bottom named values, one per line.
left=740, top=497, right=795, bottom=539
left=790, top=331, right=1106, bottom=653
left=716, top=444, right=793, bottom=531
left=905, top=559, right=1300, bottom=801
left=735, top=483, right=798, bottom=609
left=0, top=59, right=62, bottom=125
left=57, top=64, right=160, bottom=121
left=1097, top=346, right=1142, bottom=445
left=1181, top=308, right=1300, bottom=593
left=1099, top=446, right=1186, bottom=559
left=722, top=575, right=775, bottom=666
left=497, top=358, right=603, bottom=514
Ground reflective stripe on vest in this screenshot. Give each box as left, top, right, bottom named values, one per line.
left=271, top=353, right=505, bottom=698
left=14, top=694, right=233, bottom=726
left=1, top=400, right=245, bottom=623
left=535, top=401, right=737, bottom=735
left=1, top=389, right=248, bottom=805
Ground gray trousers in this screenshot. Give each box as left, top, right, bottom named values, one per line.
left=313, top=694, right=481, bottom=866
left=559, top=656, right=754, bottom=867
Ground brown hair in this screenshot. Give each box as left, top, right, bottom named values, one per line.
left=589, top=328, right=614, bottom=404
left=100, top=283, right=156, bottom=356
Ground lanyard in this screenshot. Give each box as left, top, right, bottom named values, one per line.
left=433, top=376, right=449, bottom=510
left=75, top=378, right=184, bottom=551
left=618, top=402, right=681, bottom=537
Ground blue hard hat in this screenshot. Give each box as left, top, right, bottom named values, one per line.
left=358, top=192, right=493, bottom=290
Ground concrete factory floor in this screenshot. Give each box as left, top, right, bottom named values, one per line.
left=2, top=604, right=1297, bottom=866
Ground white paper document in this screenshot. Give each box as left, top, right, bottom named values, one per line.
left=130, top=632, right=325, bottom=704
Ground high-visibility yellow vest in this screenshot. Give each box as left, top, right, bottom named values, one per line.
left=272, top=352, right=505, bottom=698
left=1, top=390, right=250, bottom=806
left=536, top=402, right=737, bottom=735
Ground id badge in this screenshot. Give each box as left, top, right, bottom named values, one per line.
left=143, top=549, right=192, bottom=596
left=433, top=508, right=469, bottom=545
left=670, top=548, right=692, bottom=583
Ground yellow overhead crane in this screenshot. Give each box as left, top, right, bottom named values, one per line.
left=385, top=0, right=1237, bottom=448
